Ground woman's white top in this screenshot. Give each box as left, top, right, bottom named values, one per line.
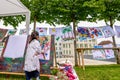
left=24, top=39, right=41, bottom=72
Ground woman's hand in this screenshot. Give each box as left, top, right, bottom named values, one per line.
left=41, top=50, right=44, bottom=54
left=34, top=52, right=39, bottom=56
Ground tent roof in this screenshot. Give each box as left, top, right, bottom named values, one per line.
left=0, top=0, right=30, bottom=16
left=0, top=0, right=30, bottom=34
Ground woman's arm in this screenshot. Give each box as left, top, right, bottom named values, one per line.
left=34, top=40, right=44, bottom=55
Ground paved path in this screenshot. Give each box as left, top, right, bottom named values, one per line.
left=84, top=58, right=116, bottom=65
left=57, top=55, right=117, bottom=66
left=84, top=55, right=116, bottom=65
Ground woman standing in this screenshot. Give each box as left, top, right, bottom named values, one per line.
left=24, top=31, right=43, bottom=80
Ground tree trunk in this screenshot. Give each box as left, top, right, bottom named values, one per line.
left=33, top=16, right=36, bottom=31
left=110, top=16, right=116, bottom=47
left=73, top=19, right=78, bottom=66
left=110, top=16, right=120, bottom=64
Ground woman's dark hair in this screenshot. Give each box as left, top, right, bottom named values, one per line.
left=29, top=31, right=39, bottom=43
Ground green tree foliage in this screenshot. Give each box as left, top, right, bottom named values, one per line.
left=20, top=0, right=55, bottom=30
left=0, top=15, right=25, bottom=29
left=84, top=0, right=120, bottom=25
left=49, top=0, right=91, bottom=25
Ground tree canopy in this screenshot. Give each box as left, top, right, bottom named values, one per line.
left=84, top=0, right=120, bottom=26
left=48, top=0, right=93, bottom=25
left=0, top=15, right=25, bottom=29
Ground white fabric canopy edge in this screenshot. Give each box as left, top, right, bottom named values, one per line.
left=0, top=0, right=30, bottom=34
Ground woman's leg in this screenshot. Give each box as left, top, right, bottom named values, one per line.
left=32, top=70, right=40, bottom=80
left=25, top=71, right=32, bottom=80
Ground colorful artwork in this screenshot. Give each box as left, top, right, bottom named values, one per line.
left=89, top=27, right=104, bottom=38
left=61, top=27, right=74, bottom=41
left=39, top=35, right=54, bottom=74
left=92, top=49, right=106, bottom=59
left=7, top=29, right=17, bottom=35
left=0, top=58, right=24, bottom=72
left=92, top=44, right=115, bottom=59
left=19, top=28, right=27, bottom=35
left=103, top=44, right=115, bottom=59
left=104, top=49, right=115, bottom=59
left=102, top=26, right=115, bottom=38
left=36, top=27, right=47, bottom=36
left=39, top=36, right=51, bottom=60
left=0, top=28, right=8, bottom=41
left=77, top=27, right=90, bottom=41
left=49, top=28, right=62, bottom=41
left=114, top=25, right=120, bottom=37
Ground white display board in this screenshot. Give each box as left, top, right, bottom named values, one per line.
left=3, top=35, right=28, bottom=58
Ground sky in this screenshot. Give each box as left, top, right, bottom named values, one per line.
left=0, top=20, right=120, bottom=44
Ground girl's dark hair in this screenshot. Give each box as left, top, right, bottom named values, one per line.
left=29, top=31, right=39, bottom=43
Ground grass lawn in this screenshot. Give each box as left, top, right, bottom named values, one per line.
left=74, top=64, right=120, bottom=80
left=0, top=64, right=120, bottom=80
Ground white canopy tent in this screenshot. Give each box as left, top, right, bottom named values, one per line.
left=0, top=0, right=30, bottom=34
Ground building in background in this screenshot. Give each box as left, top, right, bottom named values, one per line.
left=55, top=40, right=62, bottom=58
left=76, top=37, right=97, bottom=55
left=55, top=36, right=97, bottom=64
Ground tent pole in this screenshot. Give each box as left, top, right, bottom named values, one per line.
left=25, top=12, right=30, bottom=35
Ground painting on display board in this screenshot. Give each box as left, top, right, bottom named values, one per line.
left=7, top=29, right=17, bottom=35
left=102, top=26, right=115, bottom=38
left=61, top=27, right=75, bottom=41
left=19, top=28, right=27, bottom=35
left=36, top=27, right=47, bottom=36
left=103, top=44, right=115, bottom=59
left=0, top=35, right=28, bottom=72
left=88, top=27, right=104, bottom=38
left=77, top=27, right=91, bottom=41
left=114, top=25, right=120, bottom=37
left=0, top=28, right=8, bottom=41
left=92, top=49, right=106, bottom=59
left=39, top=35, right=54, bottom=74
left=49, top=27, right=62, bottom=41
left=92, top=44, right=115, bottom=60
left=0, top=57, right=25, bottom=72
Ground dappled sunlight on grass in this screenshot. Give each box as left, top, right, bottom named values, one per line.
left=74, top=64, right=120, bottom=80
